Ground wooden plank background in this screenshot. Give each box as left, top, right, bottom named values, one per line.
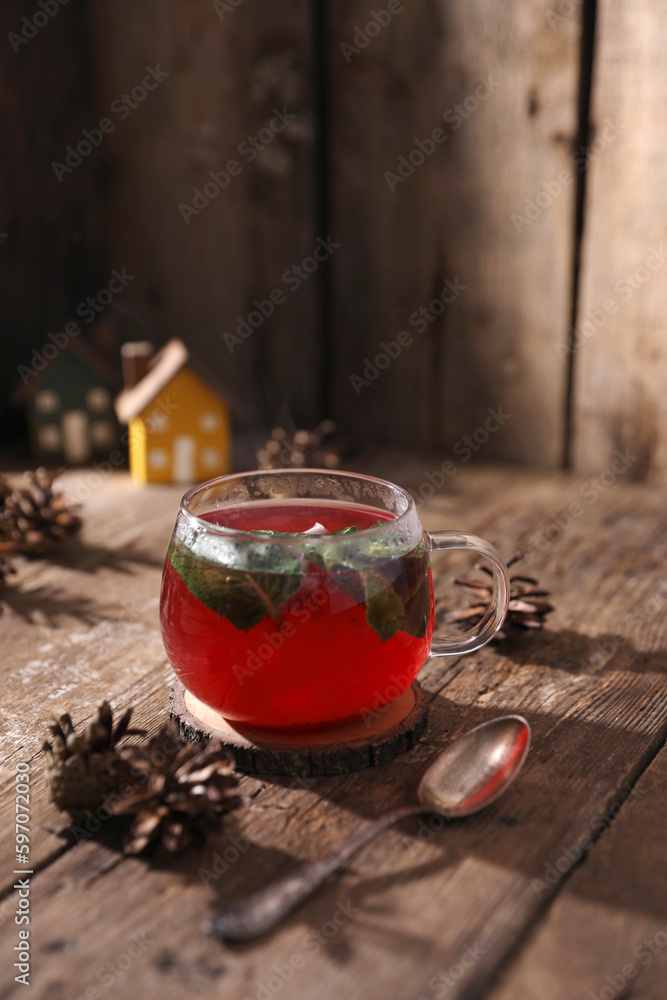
left=0, top=0, right=100, bottom=446
left=488, top=737, right=667, bottom=1000
left=572, top=0, right=667, bottom=484
left=88, top=0, right=320, bottom=430
left=434, top=0, right=580, bottom=469
left=3, top=0, right=667, bottom=476
left=329, top=0, right=579, bottom=464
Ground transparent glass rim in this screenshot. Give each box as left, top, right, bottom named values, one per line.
left=179, top=468, right=418, bottom=546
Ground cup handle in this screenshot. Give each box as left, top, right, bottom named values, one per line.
left=426, top=531, right=510, bottom=656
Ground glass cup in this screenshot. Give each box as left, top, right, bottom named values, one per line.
left=160, top=469, right=509, bottom=734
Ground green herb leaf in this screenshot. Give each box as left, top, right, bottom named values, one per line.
left=362, top=540, right=430, bottom=641
left=168, top=539, right=302, bottom=631
left=364, top=570, right=406, bottom=641
left=304, top=523, right=380, bottom=610
left=400, top=575, right=430, bottom=639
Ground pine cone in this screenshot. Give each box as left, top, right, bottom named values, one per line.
left=257, top=420, right=341, bottom=470
left=445, top=554, right=554, bottom=640
left=1, top=468, right=81, bottom=557
left=0, top=477, right=11, bottom=506
left=44, top=701, right=137, bottom=812
left=0, top=553, right=16, bottom=587
left=0, top=478, right=19, bottom=582
left=110, top=721, right=241, bottom=855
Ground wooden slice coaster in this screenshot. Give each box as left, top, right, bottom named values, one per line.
left=169, top=681, right=429, bottom=776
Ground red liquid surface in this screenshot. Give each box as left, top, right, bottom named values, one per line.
left=160, top=502, right=433, bottom=731
left=201, top=503, right=386, bottom=534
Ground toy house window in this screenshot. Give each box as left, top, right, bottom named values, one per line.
left=199, top=412, right=219, bottom=432
left=91, top=421, right=114, bottom=447
left=38, top=425, right=61, bottom=450
left=87, top=387, right=111, bottom=411
left=35, top=390, right=60, bottom=414
left=62, top=410, right=90, bottom=464
left=148, top=410, right=169, bottom=432
left=148, top=448, right=168, bottom=469
left=201, top=447, right=221, bottom=468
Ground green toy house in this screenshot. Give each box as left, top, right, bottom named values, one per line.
left=17, top=338, right=121, bottom=465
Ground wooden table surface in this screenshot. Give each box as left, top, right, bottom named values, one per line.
left=1, top=459, right=667, bottom=1000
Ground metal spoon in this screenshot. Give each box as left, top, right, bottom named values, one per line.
left=203, top=714, right=531, bottom=942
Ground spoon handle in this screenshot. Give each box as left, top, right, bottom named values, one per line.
left=203, top=804, right=424, bottom=941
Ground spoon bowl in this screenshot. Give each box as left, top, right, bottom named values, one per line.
left=418, top=715, right=532, bottom=817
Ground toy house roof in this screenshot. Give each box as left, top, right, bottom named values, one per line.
left=115, top=338, right=203, bottom=423
left=12, top=336, right=121, bottom=404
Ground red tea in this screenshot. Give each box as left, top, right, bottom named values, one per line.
left=160, top=501, right=433, bottom=731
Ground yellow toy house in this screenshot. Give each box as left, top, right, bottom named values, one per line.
left=115, top=339, right=231, bottom=484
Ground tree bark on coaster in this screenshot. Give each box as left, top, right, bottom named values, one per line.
left=169, top=681, right=428, bottom=776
